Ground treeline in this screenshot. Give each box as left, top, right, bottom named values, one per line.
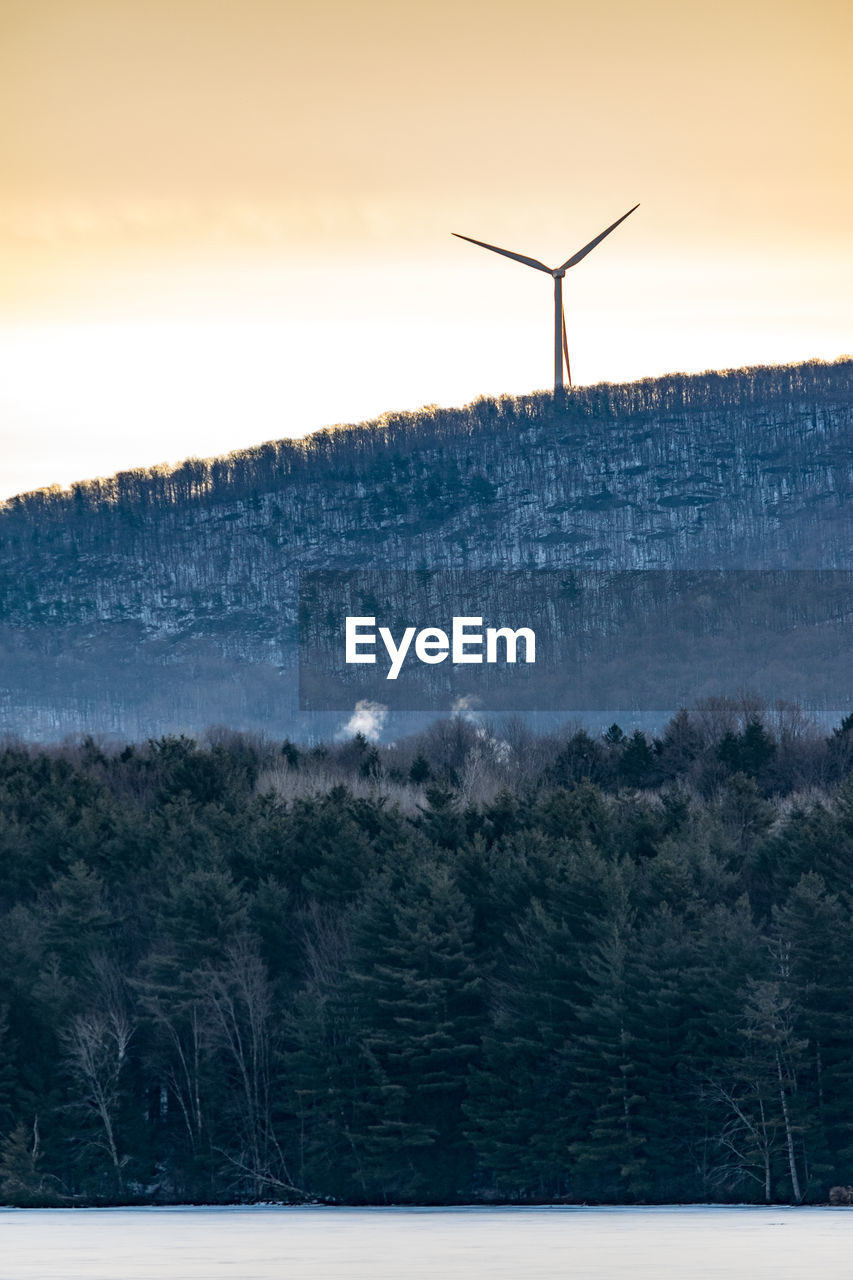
left=2, top=358, right=851, bottom=524
left=3, top=699, right=853, bottom=1206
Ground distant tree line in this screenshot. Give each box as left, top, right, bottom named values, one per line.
left=2, top=358, right=850, bottom=524
left=3, top=698, right=853, bottom=1205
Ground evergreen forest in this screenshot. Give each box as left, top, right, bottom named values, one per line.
left=3, top=701, right=853, bottom=1206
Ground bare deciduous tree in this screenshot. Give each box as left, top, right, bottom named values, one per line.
left=63, top=1005, right=133, bottom=1191
left=702, top=1080, right=782, bottom=1201
left=204, top=941, right=301, bottom=1200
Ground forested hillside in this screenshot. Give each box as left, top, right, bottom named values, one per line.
left=1, top=359, right=851, bottom=738
left=2, top=704, right=853, bottom=1206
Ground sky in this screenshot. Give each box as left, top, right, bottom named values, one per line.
left=0, top=0, right=851, bottom=499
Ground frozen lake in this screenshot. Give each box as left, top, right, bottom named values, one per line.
left=1, top=1205, right=851, bottom=1279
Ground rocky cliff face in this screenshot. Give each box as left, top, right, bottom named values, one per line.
left=1, top=359, right=851, bottom=739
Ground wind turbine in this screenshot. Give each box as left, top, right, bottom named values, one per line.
left=453, top=204, right=639, bottom=394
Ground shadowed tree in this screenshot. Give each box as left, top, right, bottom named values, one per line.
left=346, top=863, right=485, bottom=1202
left=62, top=964, right=134, bottom=1197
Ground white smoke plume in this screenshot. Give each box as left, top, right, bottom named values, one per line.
left=451, top=694, right=511, bottom=762
left=336, top=700, right=388, bottom=742
left=450, top=694, right=482, bottom=722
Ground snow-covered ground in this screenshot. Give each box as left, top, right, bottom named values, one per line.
left=0, top=1205, right=851, bottom=1280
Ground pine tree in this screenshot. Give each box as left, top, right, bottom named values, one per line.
left=618, top=731, right=660, bottom=789
left=771, top=873, right=853, bottom=1188
left=0, top=1118, right=56, bottom=1206
left=345, top=863, right=485, bottom=1201
left=467, top=838, right=625, bottom=1199
left=0, top=1003, right=18, bottom=1133
left=626, top=905, right=706, bottom=1198
left=567, top=909, right=649, bottom=1199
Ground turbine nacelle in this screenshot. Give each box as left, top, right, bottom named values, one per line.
left=453, top=203, right=639, bottom=393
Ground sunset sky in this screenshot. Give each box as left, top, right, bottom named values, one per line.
left=1, top=0, right=851, bottom=499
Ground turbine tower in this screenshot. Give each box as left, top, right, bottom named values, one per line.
left=453, top=204, right=639, bottom=394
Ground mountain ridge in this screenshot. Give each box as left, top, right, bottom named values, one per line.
left=1, top=358, right=852, bottom=739
left=4, top=357, right=850, bottom=512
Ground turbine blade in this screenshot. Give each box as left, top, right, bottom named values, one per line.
left=452, top=232, right=552, bottom=274
left=561, top=301, right=572, bottom=388
left=559, top=203, right=640, bottom=272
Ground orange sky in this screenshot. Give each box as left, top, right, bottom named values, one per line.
left=1, top=0, right=851, bottom=498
